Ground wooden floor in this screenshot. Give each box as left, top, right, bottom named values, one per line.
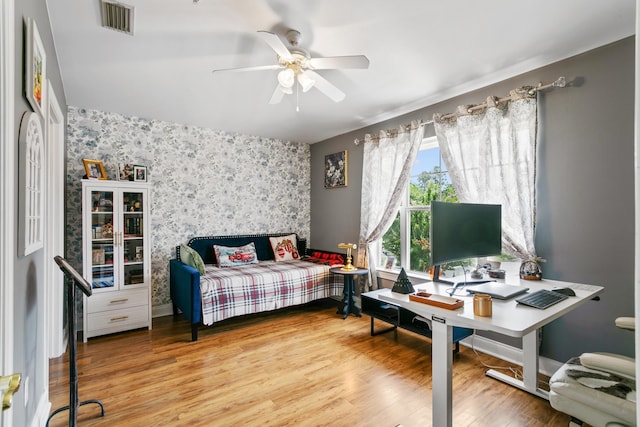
left=48, top=299, right=573, bottom=427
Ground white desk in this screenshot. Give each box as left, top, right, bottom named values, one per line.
left=375, top=277, right=603, bottom=427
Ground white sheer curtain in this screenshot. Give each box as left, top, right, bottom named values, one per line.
left=357, top=120, right=424, bottom=288
left=433, top=89, right=539, bottom=259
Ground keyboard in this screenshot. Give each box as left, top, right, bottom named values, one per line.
left=516, top=289, right=569, bottom=309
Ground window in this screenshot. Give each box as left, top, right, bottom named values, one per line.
left=380, top=137, right=458, bottom=273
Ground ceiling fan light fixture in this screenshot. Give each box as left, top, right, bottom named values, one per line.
left=279, top=85, right=293, bottom=95
left=297, top=72, right=315, bottom=92
left=278, top=68, right=295, bottom=88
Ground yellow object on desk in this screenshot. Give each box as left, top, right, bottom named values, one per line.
left=337, top=243, right=358, bottom=271
left=473, top=293, right=493, bottom=317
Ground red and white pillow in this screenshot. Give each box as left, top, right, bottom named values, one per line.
left=269, top=234, right=300, bottom=262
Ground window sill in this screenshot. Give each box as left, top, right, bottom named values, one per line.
left=376, top=267, right=432, bottom=284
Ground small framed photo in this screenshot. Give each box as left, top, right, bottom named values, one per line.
left=25, top=17, right=46, bottom=117
left=384, top=256, right=396, bottom=269
left=133, top=165, right=147, bottom=182
left=118, top=163, right=134, bottom=181
left=83, top=159, right=107, bottom=180
left=324, top=150, right=348, bottom=188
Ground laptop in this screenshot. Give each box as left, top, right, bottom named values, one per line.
left=465, top=282, right=529, bottom=300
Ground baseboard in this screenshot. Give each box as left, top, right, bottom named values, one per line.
left=152, top=303, right=174, bottom=318
left=460, top=333, right=563, bottom=377
left=31, top=393, right=51, bottom=427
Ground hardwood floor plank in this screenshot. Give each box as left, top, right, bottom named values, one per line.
left=48, top=300, right=573, bottom=426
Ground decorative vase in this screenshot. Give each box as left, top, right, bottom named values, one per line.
left=519, top=257, right=544, bottom=280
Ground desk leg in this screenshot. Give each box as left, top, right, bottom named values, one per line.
left=431, top=319, right=453, bottom=427
left=485, top=329, right=549, bottom=400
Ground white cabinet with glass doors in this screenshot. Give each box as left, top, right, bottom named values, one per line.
left=81, top=179, right=151, bottom=342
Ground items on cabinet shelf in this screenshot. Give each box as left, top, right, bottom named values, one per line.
left=92, top=249, right=105, bottom=265
left=124, top=216, right=142, bottom=236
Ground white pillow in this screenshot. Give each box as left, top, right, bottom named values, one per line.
left=269, top=234, right=300, bottom=262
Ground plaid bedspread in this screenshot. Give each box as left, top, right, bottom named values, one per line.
left=199, top=260, right=344, bottom=325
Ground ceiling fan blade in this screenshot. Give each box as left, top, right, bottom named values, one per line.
left=304, top=70, right=345, bottom=103
left=269, top=85, right=285, bottom=104
left=257, top=31, right=294, bottom=62
left=308, top=55, right=370, bottom=70
left=212, top=64, right=282, bottom=73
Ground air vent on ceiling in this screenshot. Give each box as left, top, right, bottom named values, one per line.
left=100, top=0, right=134, bottom=35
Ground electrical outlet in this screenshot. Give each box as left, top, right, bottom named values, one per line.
left=24, top=376, right=29, bottom=406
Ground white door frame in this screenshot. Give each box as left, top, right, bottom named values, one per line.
left=634, top=3, right=639, bottom=426
left=45, top=81, right=66, bottom=359
left=0, top=0, right=16, bottom=426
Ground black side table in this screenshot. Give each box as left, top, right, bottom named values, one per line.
left=330, top=267, right=368, bottom=319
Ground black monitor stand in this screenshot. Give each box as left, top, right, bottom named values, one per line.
left=432, top=264, right=494, bottom=296
left=431, top=265, right=453, bottom=284
left=46, top=256, right=104, bottom=427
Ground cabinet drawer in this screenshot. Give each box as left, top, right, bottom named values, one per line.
left=87, top=305, right=149, bottom=333
left=87, top=288, right=148, bottom=313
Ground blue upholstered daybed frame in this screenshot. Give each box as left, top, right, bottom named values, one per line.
left=170, top=233, right=310, bottom=341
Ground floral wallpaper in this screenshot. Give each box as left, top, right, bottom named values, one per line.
left=65, top=106, right=311, bottom=308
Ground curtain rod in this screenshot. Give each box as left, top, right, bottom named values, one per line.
left=354, top=76, right=566, bottom=145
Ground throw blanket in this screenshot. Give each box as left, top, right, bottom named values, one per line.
left=563, top=356, right=636, bottom=402
left=199, top=260, right=343, bottom=325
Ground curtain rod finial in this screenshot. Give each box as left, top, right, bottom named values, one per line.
left=553, top=76, right=566, bottom=88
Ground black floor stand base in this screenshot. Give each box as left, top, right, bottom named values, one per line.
left=49, top=257, right=107, bottom=427
left=46, top=399, right=105, bottom=426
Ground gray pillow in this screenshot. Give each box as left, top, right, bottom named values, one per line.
left=179, top=244, right=206, bottom=275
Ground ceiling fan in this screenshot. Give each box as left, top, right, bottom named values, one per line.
left=212, top=29, right=369, bottom=106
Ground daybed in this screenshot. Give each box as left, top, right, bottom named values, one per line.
left=169, top=233, right=345, bottom=341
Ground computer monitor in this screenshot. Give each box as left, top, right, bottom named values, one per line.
left=430, top=201, right=502, bottom=283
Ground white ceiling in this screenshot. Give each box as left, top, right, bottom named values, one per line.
left=46, top=0, right=635, bottom=144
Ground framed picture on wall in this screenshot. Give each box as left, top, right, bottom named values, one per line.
left=25, top=17, right=46, bottom=117
left=324, top=150, right=348, bottom=188
left=134, top=165, right=147, bottom=182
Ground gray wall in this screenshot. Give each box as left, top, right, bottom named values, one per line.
left=13, top=1, right=67, bottom=426
left=311, top=38, right=635, bottom=363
